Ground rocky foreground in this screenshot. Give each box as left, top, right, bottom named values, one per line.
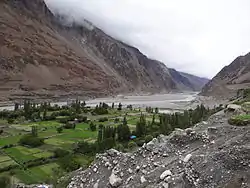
left=67, top=111, right=250, bottom=188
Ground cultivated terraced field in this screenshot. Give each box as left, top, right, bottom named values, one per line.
left=0, top=107, right=156, bottom=184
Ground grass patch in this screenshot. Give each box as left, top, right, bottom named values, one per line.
left=233, top=114, right=250, bottom=120
left=14, top=146, right=41, bottom=155
left=0, top=135, right=22, bottom=147
left=0, top=160, right=17, bottom=168
left=228, top=114, right=250, bottom=126
left=56, top=126, right=97, bottom=141
left=14, top=163, right=62, bottom=184
left=14, top=169, right=40, bottom=184
left=4, top=147, right=38, bottom=163
left=44, top=138, right=75, bottom=149
left=32, top=152, right=54, bottom=158
left=0, top=119, right=7, bottom=123
left=39, top=129, right=58, bottom=137
left=4, top=146, right=53, bottom=164
left=75, top=154, right=94, bottom=168
left=20, top=121, right=61, bottom=128
left=0, top=154, right=12, bottom=163
left=127, top=117, right=139, bottom=125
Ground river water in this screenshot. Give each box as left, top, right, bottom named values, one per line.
left=0, top=93, right=197, bottom=112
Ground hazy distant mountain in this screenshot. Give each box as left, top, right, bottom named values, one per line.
left=0, top=0, right=207, bottom=101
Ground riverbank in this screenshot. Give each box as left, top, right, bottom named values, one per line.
left=0, top=93, right=228, bottom=112
left=0, top=93, right=196, bottom=111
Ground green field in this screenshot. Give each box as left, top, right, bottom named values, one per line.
left=0, top=105, right=157, bottom=185
left=0, top=154, right=12, bottom=162
left=0, top=135, right=22, bottom=147
left=4, top=146, right=54, bottom=164
left=0, top=160, right=17, bottom=168
left=13, top=162, right=60, bottom=184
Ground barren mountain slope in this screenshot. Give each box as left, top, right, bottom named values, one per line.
left=201, top=52, right=250, bottom=98
left=0, top=0, right=122, bottom=101
left=0, top=0, right=207, bottom=101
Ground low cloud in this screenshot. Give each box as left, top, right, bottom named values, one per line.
left=45, top=0, right=250, bottom=78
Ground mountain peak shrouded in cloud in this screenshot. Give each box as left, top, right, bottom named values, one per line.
left=45, top=0, right=250, bottom=78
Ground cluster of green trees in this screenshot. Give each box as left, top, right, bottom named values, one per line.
left=97, top=124, right=116, bottom=151
left=92, top=102, right=125, bottom=114
left=136, top=104, right=222, bottom=137
left=117, top=116, right=131, bottom=142
left=92, top=103, right=109, bottom=115
left=0, top=99, right=90, bottom=124
left=19, top=126, right=44, bottom=147
left=0, top=175, right=11, bottom=188
left=89, top=122, right=97, bottom=131
left=136, top=114, right=147, bottom=137
left=98, top=117, right=108, bottom=122
left=127, top=105, right=133, bottom=110
left=118, top=103, right=122, bottom=111
left=146, top=107, right=159, bottom=113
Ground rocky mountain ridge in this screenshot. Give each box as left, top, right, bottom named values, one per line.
left=0, top=0, right=208, bottom=101
left=201, top=52, right=250, bottom=98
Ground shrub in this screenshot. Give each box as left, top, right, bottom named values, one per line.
left=145, top=135, right=153, bottom=143
left=9, top=170, right=15, bottom=176
left=128, top=141, right=137, bottom=149
left=89, top=122, right=97, bottom=131
left=58, top=155, right=80, bottom=172
left=24, top=157, right=55, bottom=168
left=44, top=113, right=57, bottom=121
left=152, top=131, right=160, bottom=138
left=228, top=118, right=249, bottom=126
left=98, top=117, right=108, bottom=122
left=7, top=118, right=14, bottom=124
left=135, top=139, right=145, bottom=147
left=92, top=106, right=109, bottom=115
left=58, top=118, right=69, bottom=124
left=127, top=105, right=133, bottom=110
left=77, top=116, right=87, bottom=123
left=74, top=141, right=97, bottom=155
left=0, top=164, right=19, bottom=173
left=54, top=148, right=70, bottom=158
left=58, top=110, right=72, bottom=116
left=0, top=175, right=11, bottom=188
left=2, top=144, right=14, bottom=149
left=64, top=122, right=76, bottom=129
left=57, top=127, right=63, bottom=133
left=19, top=134, right=44, bottom=147
left=114, top=118, right=120, bottom=123
left=115, top=144, right=125, bottom=152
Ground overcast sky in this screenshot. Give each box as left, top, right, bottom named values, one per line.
left=45, top=0, right=250, bottom=78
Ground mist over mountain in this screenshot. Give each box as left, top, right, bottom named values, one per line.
left=45, top=0, right=250, bottom=78
left=0, top=0, right=208, bottom=101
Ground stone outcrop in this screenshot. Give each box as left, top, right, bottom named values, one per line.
left=67, top=111, right=250, bottom=188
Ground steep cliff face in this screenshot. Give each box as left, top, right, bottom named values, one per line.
left=55, top=21, right=178, bottom=93
left=0, top=0, right=120, bottom=100
left=0, top=0, right=207, bottom=101
left=201, top=52, right=250, bottom=98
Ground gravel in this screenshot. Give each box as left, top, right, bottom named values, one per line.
left=66, top=111, right=250, bottom=188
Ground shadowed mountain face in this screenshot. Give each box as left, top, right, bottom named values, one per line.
left=201, top=52, right=250, bottom=98
left=0, top=0, right=208, bottom=101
